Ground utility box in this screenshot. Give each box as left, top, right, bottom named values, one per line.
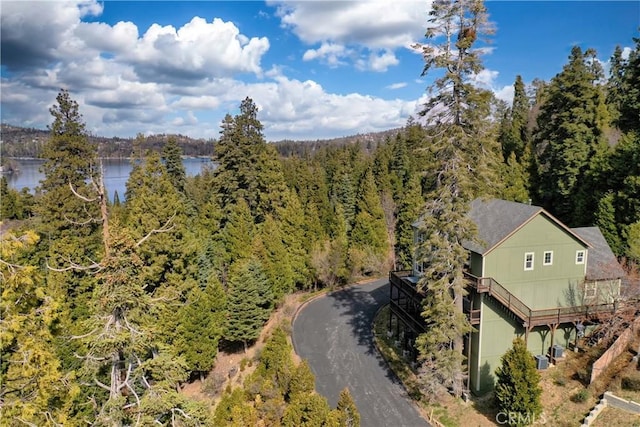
left=551, top=344, right=564, bottom=359
left=535, top=355, right=549, bottom=370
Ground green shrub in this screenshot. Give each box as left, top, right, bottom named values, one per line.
left=571, top=389, right=589, bottom=403
left=552, top=370, right=567, bottom=386
left=240, top=357, right=249, bottom=371
left=494, top=338, right=543, bottom=424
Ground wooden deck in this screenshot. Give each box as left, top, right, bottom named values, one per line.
left=463, top=272, right=618, bottom=328
left=389, top=270, right=619, bottom=330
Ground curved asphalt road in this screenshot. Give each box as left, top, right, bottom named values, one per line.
left=292, top=278, right=429, bottom=427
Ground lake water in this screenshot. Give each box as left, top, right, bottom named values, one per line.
left=5, top=158, right=214, bottom=201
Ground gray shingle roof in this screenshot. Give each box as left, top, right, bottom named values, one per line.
left=462, top=198, right=590, bottom=255
left=463, top=198, right=542, bottom=254
left=572, top=227, right=626, bottom=280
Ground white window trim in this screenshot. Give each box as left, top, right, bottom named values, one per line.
left=576, top=250, right=585, bottom=265
left=543, top=251, right=553, bottom=266
left=524, top=252, right=534, bottom=271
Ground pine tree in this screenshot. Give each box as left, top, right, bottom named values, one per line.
left=38, top=90, right=104, bottom=374
left=174, top=279, right=226, bottom=378
left=255, top=328, right=295, bottom=396
left=413, top=0, right=496, bottom=397
left=617, top=36, right=640, bottom=133
left=335, top=388, right=360, bottom=427
left=124, top=152, right=184, bottom=290
left=221, top=198, right=255, bottom=266
left=351, top=167, right=389, bottom=254
left=0, top=231, right=70, bottom=425
left=213, top=388, right=258, bottom=427
left=0, top=176, right=20, bottom=219
left=598, top=132, right=640, bottom=255
left=532, top=46, right=610, bottom=226
left=224, top=258, right=273, bottom=352
left=162, top=136, right=186, bottom=193
left=494, top=338, right=542, bottom=426
left=281, top=393, right=331, bottom=427
left=79, top=221, right=199, bottom=425
left=627, top=221, right=640, bottom=263
left=213, top=97, right=289, bottom=224
left=500, top=152, right=529, bottom=203
left=253, top=215, right=296, bottom=303
left=37, top=89, right=103, bottom=268
left=506, top=75, right=530, bottom=161
left=288, top=361, right=316, bottom=399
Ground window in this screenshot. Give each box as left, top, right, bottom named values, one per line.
left=524, top=252, right=534, bottom=271
left=543, top=251, right=553, bottom=266
left=415, top=261, right=424, bottom=275
left=576, top=250, right=585, bottom=264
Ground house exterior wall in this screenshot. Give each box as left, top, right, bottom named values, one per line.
left=473, top=295, right=523, bottom=394
left=482, top=214, right=588, bottom=309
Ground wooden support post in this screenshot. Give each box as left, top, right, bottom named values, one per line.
left=549, top=323, right=559, bottom=363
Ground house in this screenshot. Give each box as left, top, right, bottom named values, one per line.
left=389, top=198, right=626, bottom=394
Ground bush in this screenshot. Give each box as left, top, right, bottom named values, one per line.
left=201, top=372, right=227, bottom=397
left=622, top=372, right=640, bottom=391
left=552, top=369, right=567, bottom=386
left=494, top=338, right=543, bottom=424
left=240, top=358, right=250, bottom=372
left=571, top=389, right=589, bottom=403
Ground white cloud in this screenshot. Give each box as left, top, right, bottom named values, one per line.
left=0, top=1, right=426, bottom=141
left=366, top=50, right=399, bottom=72
left=302, top=42, right=350, bottom=67
left=472, top=69, right=499, bottom=89
left=494, top=85, right=515, bottom=104
left=271, top=0, right=428, bottom=48
left=128, top=17, right=270, bottom=81
left=271, top=0, right=429, bottom=70
left=386, top=82, right=408, bottom=90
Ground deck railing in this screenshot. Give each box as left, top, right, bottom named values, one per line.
left=464, top=272, right=618, bottom=327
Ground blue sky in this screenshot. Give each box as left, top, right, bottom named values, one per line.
left=1, top=1, right=638, bottom=141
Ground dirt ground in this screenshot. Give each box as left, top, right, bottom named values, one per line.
left=180, top=291, right=317, bottom=405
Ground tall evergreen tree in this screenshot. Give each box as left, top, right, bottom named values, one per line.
left=532, top=46, right=610, bottom=226
left=616, top=36, right=640, bottom=133
left=224, top=258, right=273, bottom=352
left=413, top=0, right=497, bottom=397
left=1, top=231, right=70, bottom=425
left=213, top=97, right=290, bottom=224
left=38, top=90, right=104, bottom=373
left=174, top=279, right=226, bottom=378
left=500, top=152, right=529, bottom=203
left=162, top=136, right=186, bottom=193
left=500, top=75, right=530, bottom=162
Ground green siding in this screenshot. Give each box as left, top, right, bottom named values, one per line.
left=483, top=214, right=588, bottom=309
left=473, top=296, right=523, bottom=394
left=471, top=295, right=579, bottom=394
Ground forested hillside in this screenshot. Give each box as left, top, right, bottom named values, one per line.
left=1, top=8, right=639, bottom=425
left=0, top=124, right=214, bottom=158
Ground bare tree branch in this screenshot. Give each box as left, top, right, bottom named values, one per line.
left=46, top=258, right=103, bottom=273
left=69, top=181, right=98, bottom=203
left=135, top=213, right=177, bottom=248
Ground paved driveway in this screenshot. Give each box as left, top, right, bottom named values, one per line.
left=292, top=279, right=429, bottom=427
